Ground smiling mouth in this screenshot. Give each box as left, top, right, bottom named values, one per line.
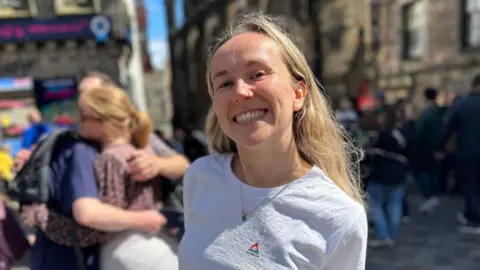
left=234, top=109, right=268, bottom=123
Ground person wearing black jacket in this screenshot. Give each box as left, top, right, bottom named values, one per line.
left=414, top=88, right=446, bottom=213
left=441, top=76, right=480, bottom=234
left=367, top=106, right=409, bottom=248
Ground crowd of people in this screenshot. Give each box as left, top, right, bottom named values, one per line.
left=337, top=79, right=480, bottom=248
left=0, top=12, right=477, bottom=270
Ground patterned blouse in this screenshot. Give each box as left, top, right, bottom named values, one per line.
left=36, top=143, right=163, bottom=247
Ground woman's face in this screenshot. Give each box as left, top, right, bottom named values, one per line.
left=78, top=100, right=104, bottom=141
left=210, top=33, right=307, bottom=148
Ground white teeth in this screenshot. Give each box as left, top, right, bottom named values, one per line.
left=235, top=110, right=265, bottom=123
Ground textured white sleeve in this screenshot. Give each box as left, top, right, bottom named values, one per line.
left=323, top=210, right=368, bottom=270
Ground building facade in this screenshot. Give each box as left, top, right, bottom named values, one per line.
left=136, top=0, right=174, bottom=135
left=320, top=0, right=375, bottom=102
left=0, top=0, right=130, bottom=154
left=0, top=0, right=130, bottom=82
left=144, top=64, right=174, bottom=137
left=375, top=0, right=480, bottom=106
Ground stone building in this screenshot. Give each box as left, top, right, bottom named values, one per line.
left=320, top=0, right=375, bottom=102
left=144, top=63, right=174, bottom=137
left=375, top=0, right=480, bottom=106
left=166, top=0, right=325, bottom=130
left=136, top=0, right=173, bottom=136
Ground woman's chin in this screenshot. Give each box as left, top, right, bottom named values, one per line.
left=230, top=130, right=272, bottom=149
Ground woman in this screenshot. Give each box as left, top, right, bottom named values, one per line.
left=365, top=106, right=409, bottom=248
left=178, top=14, right=367, bottom=269
left=27, top=85, right=178, bottom=270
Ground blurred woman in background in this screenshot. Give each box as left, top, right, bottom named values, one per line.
left=366, top=105, right=409, bottom=248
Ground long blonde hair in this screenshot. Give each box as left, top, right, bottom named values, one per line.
left=205, top=13, right=364, bottom=204
left=79, top=85, right=151, bottom=149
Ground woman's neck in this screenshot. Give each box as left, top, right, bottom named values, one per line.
left=234, top=132, right=312, bottom=188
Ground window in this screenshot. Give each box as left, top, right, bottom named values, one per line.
left=402, top=1, right=426, bottom=59
left=463, top=0, right=480, bottom=48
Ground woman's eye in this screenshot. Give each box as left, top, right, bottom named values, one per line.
left=218, top=81, right=233, bottom=89
left=251, top=71, right=265, bottom=79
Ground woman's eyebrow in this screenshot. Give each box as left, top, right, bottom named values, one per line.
left=212, top=70, right=228, bottom=81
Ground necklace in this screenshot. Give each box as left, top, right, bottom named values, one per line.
left=240, top=179, right=292, bottom=222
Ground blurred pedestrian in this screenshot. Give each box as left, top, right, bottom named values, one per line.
left=366, top=106, right=409, bottom=248
left=414, top=88, right=445, bottom=213
left=441, top=76, right=480, bottom=234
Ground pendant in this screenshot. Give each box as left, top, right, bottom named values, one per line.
left=241, top=211, right=247, bottom=222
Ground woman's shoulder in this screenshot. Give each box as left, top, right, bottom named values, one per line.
left=284, top=167, right=367, bottom=234
left=182, top=153, right=232, bottom=198
left=185, top=153, right=232, bottom=177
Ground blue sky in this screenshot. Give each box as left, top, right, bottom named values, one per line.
left=145, top=0, right=184, bottom=69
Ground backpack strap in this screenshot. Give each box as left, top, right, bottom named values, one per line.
left=71, top=222, right=86, bottom=270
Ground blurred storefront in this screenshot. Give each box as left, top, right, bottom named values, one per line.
left=0, top=77, right=35, bottom=156
left=0, top=0, right=131, bottom=156
left=377, top=74, right=414, bottom=104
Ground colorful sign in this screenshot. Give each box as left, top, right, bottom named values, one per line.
left=54, top=0, right=101, bottom=15
left=0, top=0, right=37, bottom=18
left=0, top=15, right=112, bottom=44
left=0, top=77, right=33, bottom=92
left=34, top=77, right=78, bottom=127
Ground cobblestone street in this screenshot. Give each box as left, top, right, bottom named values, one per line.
left=12, top=195, right=480, bottom=270
left=367, top=195, right=480, bottom=270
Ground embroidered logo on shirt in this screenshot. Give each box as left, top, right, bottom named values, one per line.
left=246, top=242, right=259, bottom=257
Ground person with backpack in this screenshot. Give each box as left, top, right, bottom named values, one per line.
left=23, top=85, right=179, bottom=269
left=15, top=129, right=166, bottom=268
left=366, top=106, right=409, bottom=248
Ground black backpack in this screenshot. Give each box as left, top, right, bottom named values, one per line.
left=7, top=129, right=80, bottom=205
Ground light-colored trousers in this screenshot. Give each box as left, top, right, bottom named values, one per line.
left=100, top=230, right=179, bottom=270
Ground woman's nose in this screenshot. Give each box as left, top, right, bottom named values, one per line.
left=233, top=80, right=253, bottom=103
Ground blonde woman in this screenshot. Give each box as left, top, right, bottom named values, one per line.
left=178, top=14, right=368, bottom=270
left=27, top=85, right=178, bottom=270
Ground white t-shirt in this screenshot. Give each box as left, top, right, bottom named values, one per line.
left=178, top=153, right=368, bottom=270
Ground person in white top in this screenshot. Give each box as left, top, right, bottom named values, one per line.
left=178, top=13, right=368, bottom=270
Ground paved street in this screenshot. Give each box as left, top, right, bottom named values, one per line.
left=12, top=195, right=480, bottom=270
left=367, top=195, right=480, bottom=270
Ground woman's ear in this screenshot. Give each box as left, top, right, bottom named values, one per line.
left=293, top=81, right=308, bottom=112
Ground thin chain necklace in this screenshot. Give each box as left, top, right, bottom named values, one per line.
left=240, top=175, right=293, bottom=222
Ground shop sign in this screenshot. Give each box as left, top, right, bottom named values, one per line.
left=34, top=77, right=78, bottom=127
left=0, top=15, right=111, bottom=44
